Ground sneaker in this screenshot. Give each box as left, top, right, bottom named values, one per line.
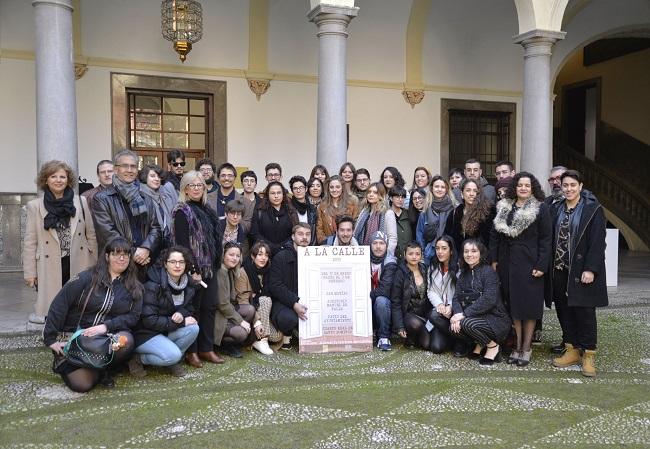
left=252, top=338, right=274, bottom=355
left=377, top=338, right=392, bottom=351
left=28, top=313, right=45, bottom=324
left=168, top=363, right=186, bottom=378
left=281, top=336, right=292, bottom=350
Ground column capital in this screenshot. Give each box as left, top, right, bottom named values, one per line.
left=32, top=0, right=74, bottom=11
left=514, top=29, right=566, bottom=58
left=308, top=4, right=359, bottom=20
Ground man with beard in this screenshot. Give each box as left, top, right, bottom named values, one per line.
left=165, top=150, right=186, bottom=192
left=196, top=158, right=218, bottom=209
left=545, top=166, right=567, bottom=207
left=268, top=223, right=311, bottom=349
left=215, top=162, right=253, bottom=233
left=324, top=215, right=358, bottom=246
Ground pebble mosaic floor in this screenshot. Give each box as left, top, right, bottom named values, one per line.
left=1, top=306, right=649, bottom=449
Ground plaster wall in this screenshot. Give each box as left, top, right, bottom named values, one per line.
left=554, top=47, right=650, bottom=145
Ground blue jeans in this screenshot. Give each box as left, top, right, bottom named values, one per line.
left=135, top=324, right=199, bottom=366
left=373, top=296, right=392, bottom=339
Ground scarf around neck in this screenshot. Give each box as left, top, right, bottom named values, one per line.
left=172, top=201, right=220, bottom=278
left=291, top=196, right=308, bottom=215
left=43, top=186, right=76, bottom=230
left=242, top=257, right=270, bottom=297
left=167, top=272, right=188, bottom=306
left=430, top=195, right=454, bottom=214
left=113, top=175, right=148, bottom=216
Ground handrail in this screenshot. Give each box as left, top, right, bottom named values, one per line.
left=554, top=143, right=650, bottom=247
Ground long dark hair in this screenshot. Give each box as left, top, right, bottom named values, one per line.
left=92, top=237, right=144, bottom=301
left=430, top=234, right=458, bottom=275
left=504, top=171, right=545, bottom=202
left=380, top=166, right=406, bottom=189
left=458, top=238, right=488, bottom=272
left=459, top=179, right=491, bottom=236
left=259, top=181, right=297, bottom=217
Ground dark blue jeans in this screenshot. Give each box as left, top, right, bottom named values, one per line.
left=373, top=296, right=392, bottom=339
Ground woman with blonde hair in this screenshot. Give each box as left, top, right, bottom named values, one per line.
left=24, top=160, right=97, bottom=324
left=315, top=175, right=359, bottom=244
left=353, top=182, right=397, bottom=257
left=417, top=175, right=457, bottom=265
left=171, top=170, right=223, bottom=367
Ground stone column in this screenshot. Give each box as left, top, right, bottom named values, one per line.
left=308, top=4, right=359, bottom=172
left=514, top=29, right=565, bottom=181
left=32, top=0, right=78, bottom=176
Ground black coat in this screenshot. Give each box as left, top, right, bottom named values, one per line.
left=250, top=205, right=298, bottom=256
left=390, top=261, right=430, bottom=332
left=548, top=190, right=608, bottom=308
left=369, top=256, right=398, bottom=301
left=489, top=199, right=552, bottom=319
left=444, top=203, right=495, bottom=255
left=43, top=269, right=142, bottom=346
left=268, top=242, right=299, bottom=319
left=133, top=266, right=197, bottom=346
left=93, top=186, right=161, bottom=255
left=451, top=264, right=511, bottom=342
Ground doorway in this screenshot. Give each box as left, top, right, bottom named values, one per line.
left=562, top=78, right=601, bottom=160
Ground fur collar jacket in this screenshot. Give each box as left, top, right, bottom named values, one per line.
left=493, top=198, right=541, bottom=238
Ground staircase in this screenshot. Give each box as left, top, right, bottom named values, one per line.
left=554, top=142, right=650, bottom=249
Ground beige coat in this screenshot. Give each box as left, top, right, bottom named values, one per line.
left=23, top=196, right=98, bottom=316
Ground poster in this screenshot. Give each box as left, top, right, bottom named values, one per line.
left=297, top=245, right=373, bottom=353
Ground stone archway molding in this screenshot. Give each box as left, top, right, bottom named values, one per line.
left=603, top=207, right=649, bottom=252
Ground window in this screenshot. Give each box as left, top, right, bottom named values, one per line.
left=128, top=92, right=209, bottom=170
left=448, top=110, right=510, bottom=180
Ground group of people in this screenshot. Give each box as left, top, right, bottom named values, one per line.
left=24, top=149, right=608, bottom=393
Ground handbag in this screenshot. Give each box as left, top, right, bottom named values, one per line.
left=458, top=288, right=482, bottom=310
left=62, top=279, right=127, bottom=369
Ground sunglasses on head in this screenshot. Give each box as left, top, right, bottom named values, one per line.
left=172, top=162, right=186, bottom=167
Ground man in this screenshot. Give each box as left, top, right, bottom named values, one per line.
left=369, top=232, right=397, bottom=351
left=388, top=186, right=412, bottom=260
left=495, top=160, right=516, bottom=181
left=93, top=149, right=161, bottom=267
left=324, top=215, right=358, bottom=246
left=240, top=170, right=259, bottom=206
left=215, top=162, right=253, bottom=232
left=82, top=159, right=113, bottom=220
left=196, top=158, right=218, bottom=206
left=265, top=162, right=283, bottom=185
left=165, top=149, right=186, bottom=192
left=268, top=223, right=311, bottom=349
left=454, top=158, right=496, bottom=204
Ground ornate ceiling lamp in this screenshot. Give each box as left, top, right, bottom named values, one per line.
left=161, top=0, right=203, bottom=63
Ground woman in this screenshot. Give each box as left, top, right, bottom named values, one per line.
left=380, top=166, right=406, bottom=193
left=390, top=241, right=430, bottom=349
left=307, top=177, right=325, bottom=207
left=417, top=176, right=456, bottom=265
left=24, top=160, right=97, bottom=324
left=171, top=170, right=223, bottom=367
left=310, top=164, right=330, bottom=184
left=43, top=237, right=142, bottom=392
left=217, top=199, right=248, bottom=256
left=445, top=179, right=495, bottom=253
left=131, top=246, right=199, bottom=377
left=387, top=186, right=412, bottom=261
left=235, top=241, right=282, bottom=355
left=411, top=167, right=432, bottom=191
left=138, top=164, right=177, bottom=245
left=448, top=168, right=464, bottom=190
left=339, top=162, right=356, bottom=194
left=550, top=170, right=607, bottom=377
left=426, top=235, right=458, bottom=353
left=289, top=175, right=318, bottom=245
left=316, top=175, right=359, bottom=244
left=250, top=181, right=299, bottom=255
left=490, top=172, right=551, bottom=367
left=353, top=182, right=397, bottom=256
left=352, top=168, right=371, bottom=202
left=450, top=239, right=511, bottom=365
left=407, top=188, right=427, bottom=237
left=214, top=242, right=257, bottom=358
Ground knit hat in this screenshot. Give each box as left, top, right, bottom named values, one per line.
left=371, top=231, right=388, bottom=244
left=495, top=176, right=513, bottom=192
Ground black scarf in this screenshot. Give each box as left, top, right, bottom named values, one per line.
left=187, top=200, right=221, bottom=271
left=242, top=257, right=270, bottom=307
left=370, top=248, right=387, bottom=265
left=291, top=196, right=308, bottom=215
left=430, top=196, right=454, bottom=214
left=43, top=187, right=76, bottom=230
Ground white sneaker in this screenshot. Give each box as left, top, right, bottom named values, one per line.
left=252, top=338, right=274, bottom=355
left=28, top=313, right=45, bottom=324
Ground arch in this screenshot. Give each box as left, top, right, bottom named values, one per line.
left=404, top=0, right=431, bottom=89
left=603, top=207, right=649, bottom=252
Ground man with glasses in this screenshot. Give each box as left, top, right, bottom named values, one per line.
left=240, top=170, right=259, bottom=206
left=82, top=159, right=114, bottom=220
left=196, top=158, right=218, bottom=208
left=264, top=162, right=283, bottom=185
left=216, top=162, right=254, bottom=233
left=93, top=149, right=161, bottom=270
left=165, top=150, right=186, bottom=192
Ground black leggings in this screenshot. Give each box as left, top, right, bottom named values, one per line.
left=428, top=310, right=452, bottom=354
left=59, top=331, right=134, bottom=393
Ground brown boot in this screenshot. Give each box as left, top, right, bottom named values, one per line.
left=185, top=352, right=203, bottom=368
left=581, top=349, right=597, bottom=377
left=127, top=354, right=147, bottom=378
left=198, top=351, right=225, bottom=364
left=552, top=343, right=581, bottom=367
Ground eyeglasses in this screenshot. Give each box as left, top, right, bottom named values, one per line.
left=187, top=183, right=204, bottom=190
left=356, top=178, right=370, bottom=184
left=115, top=164, right=138, bottom=171
left=219, top=174, right=235, bottom=179
left=199, top=167, right=214, bottom=173
left=267, top=172, right=281, bottom=179
left=548, top=176, right=561, bottom=182
left=292, top=185, right=306, bottom=192
left=412, top=196, right=424, bottom=201
left=172, top=162, right=186, bottom=167
left=109, top=251, right=130, bottom=260
left=166, top=259, right=186, bottom=266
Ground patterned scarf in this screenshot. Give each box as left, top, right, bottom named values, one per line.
left=112, top=175, right=147, bottom=216
left=43, top=186, right=76, bottom=230
left=167, top=273, right=188, bottom=307
left=171, top=201, right=220, bottom=278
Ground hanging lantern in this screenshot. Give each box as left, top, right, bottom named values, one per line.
left=161, top=0, right=203, bottom=63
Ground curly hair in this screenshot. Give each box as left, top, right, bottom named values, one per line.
left=36, top=160, right=76, bottom=191
left=310, top=164, right=330, bottom=182
left=459, top=179, right=492, bottom=236
left=159, top=245, right=196, bottom=275
left=258, top=181, right=298, bottom=225
left=458, top=238, right=488, bottom=272
left=380, top=166, right=406, bottom=189
left=504, top=171, right=545, bottom=202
